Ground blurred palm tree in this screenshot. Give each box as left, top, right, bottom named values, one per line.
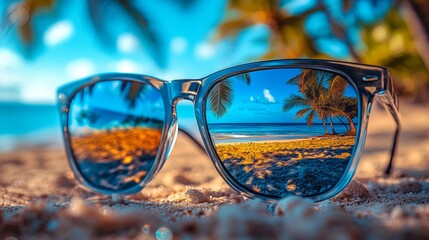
left=216, top=0, right=429, bottom=100
left=361, top=3, right=429, bottom=99
left=1, top=0, right=196, bottom=106
left=216, top=0, right=327, bottom=59
left=1, top=0, right=196, bottom=66
left=403, top=0, right=429, bottom=71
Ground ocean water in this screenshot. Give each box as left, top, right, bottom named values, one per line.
left=208, top=123, right=351, bottom=143
left=67, top=106, right=164, bottom=135
left=0, top=102, right=62, bottom=151
left=0, top=102, right=200, bottom=152
left=0, top=102, right=355, bottom=150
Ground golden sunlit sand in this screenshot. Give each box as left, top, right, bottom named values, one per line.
left=216, top=136, right=355, bottom=164
left=71, top=127, right=162, bottom=162
left=69, top=127, right=163, bottom=190
left=215, top=136, right=355, bottom=196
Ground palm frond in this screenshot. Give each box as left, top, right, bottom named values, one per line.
left=282, top=94, right=309, bottom=112
left=342, top=0, right=355, bottom=12
left=209, top=80, right=234, bottom=118
left=317, top=70, right=335, bottom=83
left=294, top=107, right=311, bottom=119
left=87, top=0, right=164, bottom=67
left=287, top=69, right=319, bottom=90
left=17, top=0, right=55, bottom=43
left=79, top=89, right=86, bottom=103
left=328, top=75, right=349, bottom=97
left=120, top=82, right=147, bottom=108
left=170, top=0, right=197, bottom=9
left=228, top=0, right=276, bottom=14
left=1, top=0, right=56, bottom=57
left=286, top=72, right=302, bottom=85
left=79, top=84, right=96, bottom=103
left=236, top=73, right=251, bottom=85
left=279, top=13, right=322, bottom=57
left=127, top=82, right=146, bottom=108
left=216, top=18, right=253, bottom=40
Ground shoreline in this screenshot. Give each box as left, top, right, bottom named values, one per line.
left=214, top=134, right=354, bottom=146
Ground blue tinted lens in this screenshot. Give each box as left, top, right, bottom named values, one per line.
left=205, top=68, right=359, bottom=197
left=68, top=80, right=165, bottom=191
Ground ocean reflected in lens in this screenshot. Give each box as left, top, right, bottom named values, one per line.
left=206, top=68, right=359, bottom=197
left=68, top=80, right=165, bottom=191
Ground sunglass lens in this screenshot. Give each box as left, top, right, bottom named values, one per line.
left=67, top=80, right=165, bottom=191
left=205, top=68, right=359, bottom=197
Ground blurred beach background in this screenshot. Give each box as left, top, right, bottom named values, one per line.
left=1, top=0, right=429, bottom=239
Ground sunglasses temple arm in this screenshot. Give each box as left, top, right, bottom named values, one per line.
left=377, top=89, right=402, bottom=176
left=385, top=120, right=401, bottom=175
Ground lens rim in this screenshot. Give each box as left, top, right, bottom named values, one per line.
left=201, top=67, right=361, bottom=199
left=59, top=74, right=172, bottom=195
left=194, top=60, right=379, bottom=202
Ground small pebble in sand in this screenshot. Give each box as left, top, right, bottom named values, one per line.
left=68, top=198, right=87, bottom=216
left=390, top=206, right=407, bottom=219
left=142, top=224, right=151, bottom=234
left=155, top=226, right=173, bottom=240
left=274, top=196, right=315, bottom=218
left=98, top=206, right=111, bottom=216
left=4, top=237, right=18, bottom=240
left=184, top=188, right=209, bottom=204
left=332, top=180, right=370, bottom=202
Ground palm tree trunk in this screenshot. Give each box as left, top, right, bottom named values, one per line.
left=335, top=116, right=349, bottom=131
left=321, top=119, right=330, bottom=135
left=329, top=116, right=338, bottom=135
left=317, top=0, right=362, bottom=62
left=345, top=116, right=356, bottom=136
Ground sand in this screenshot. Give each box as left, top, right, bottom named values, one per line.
left=1, top=101, right=429, bottom=239
left=215, top=136, right=355, bottom=197
left=70, top=127, right=163, bottom=191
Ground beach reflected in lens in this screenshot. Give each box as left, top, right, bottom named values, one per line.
left=206, top=68, right=358, bottom=197
left=68, top=81, right=165, bottom=191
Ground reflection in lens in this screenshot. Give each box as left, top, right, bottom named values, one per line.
left=68, top=80, right=165, bottom=191
left=206, top=69, right=358, bottom=197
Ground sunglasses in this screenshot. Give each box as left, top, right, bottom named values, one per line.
left=57, top=59, right=401, bottom=202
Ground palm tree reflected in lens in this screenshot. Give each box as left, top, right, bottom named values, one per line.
left=206, top=68, right=358, bottom=197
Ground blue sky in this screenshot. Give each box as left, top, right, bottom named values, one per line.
left=0, top=0, right=391, bottom=103
left=205, top=68, right=358, bottom=123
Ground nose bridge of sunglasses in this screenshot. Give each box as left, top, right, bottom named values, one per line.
left=167, top=79, right=202, bottom=103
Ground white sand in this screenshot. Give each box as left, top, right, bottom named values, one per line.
left=0, top=101, right=428, bottom=239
